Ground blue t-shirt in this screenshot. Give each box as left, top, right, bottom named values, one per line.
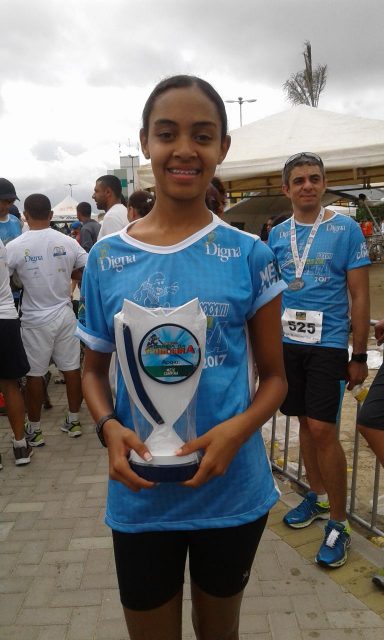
left=77, top=215, right=286, bottom=533
left=0, top=214, right=21, bottom=246
left=268, top=213, right=370, bottom=348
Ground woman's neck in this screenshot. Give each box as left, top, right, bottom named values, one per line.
left=127, top=196, right=213, bottom=246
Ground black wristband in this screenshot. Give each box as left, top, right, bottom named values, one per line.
left=96, top=413, right=116, bottom=447
left=351, top=353, right=368, bottom=363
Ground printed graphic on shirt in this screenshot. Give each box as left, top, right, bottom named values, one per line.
left=204, top=231, right=242, bottom=262
left=133, top=272, right=179, bottom=307
left=53, top=246, right=67, bottom=257
left=97, top=242, right=136, bottom=272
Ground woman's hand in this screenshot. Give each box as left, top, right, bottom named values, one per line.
left=176, top=418, right=244, bottom=488
left=103, top=419, right=156, bottom=492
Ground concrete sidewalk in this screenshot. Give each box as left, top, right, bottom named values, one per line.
left=1, top=378, right=384, bottom=639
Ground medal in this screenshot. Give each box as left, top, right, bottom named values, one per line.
left=288, top=277, right=305, bottom=291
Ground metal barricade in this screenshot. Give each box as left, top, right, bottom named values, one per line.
left=267, top=332, right=384, bottom=537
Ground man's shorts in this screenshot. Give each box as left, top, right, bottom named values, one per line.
left=358, top=361, right=384, bottom=431
left=280, top=343, right=348, bottom=424
left=22, top=305, right=80, bottom=377
left=112, top=513, right=268, bottom=611
left=0, top=318, right=30, bottom=379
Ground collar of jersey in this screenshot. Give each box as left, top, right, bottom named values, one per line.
left=118, top=212, right=221, bottom=254
left=293, top=211, right=336, bottom=227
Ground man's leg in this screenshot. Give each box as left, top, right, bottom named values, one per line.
left=357, top=425, right=384, bottom=467
left=0, top=378, right=26, bottom=441
left=298, top=415, right=327, bottom=495
left=305, top=417, right=347, bottom=521
left=26, top=376, right=45, bottom=423
left=62, top=369, right=82, bottom=413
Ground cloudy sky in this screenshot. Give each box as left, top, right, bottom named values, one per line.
left=1, top=0, right=383, bottom=208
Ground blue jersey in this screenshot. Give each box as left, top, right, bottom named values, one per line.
left=0, top=214, right=21, bottom=246
left=77, top=215, right=286, bottom=533
left=268, top=213, right=370, bottom=348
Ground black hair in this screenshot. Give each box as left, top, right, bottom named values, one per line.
left=128, top=190, right=155, bottom=218
left=211, top=176, right=226, bottom=196
left=97, top=174, right=122, bottom=198
left=24, top=194, right=52, bottom=220
left=76, top=201, right=92, bottom=217
left=142, top=75, right=228, bottom=141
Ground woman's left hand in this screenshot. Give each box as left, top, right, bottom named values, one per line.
left=176, top=419, right=243, bottom=488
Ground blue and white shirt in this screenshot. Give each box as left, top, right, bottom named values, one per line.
left=268, top=213, right=370, bottom=348
left=0, top=214, right=21, bottom=246
left=78, top=215, right=286, bottom=533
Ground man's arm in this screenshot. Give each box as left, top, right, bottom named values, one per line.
left=80, top=227, right=93, bottom=253
left=347, top=265, right=370, bottom=388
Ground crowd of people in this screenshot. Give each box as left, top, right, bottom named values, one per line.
left=1, top=73, right=384, bottom=638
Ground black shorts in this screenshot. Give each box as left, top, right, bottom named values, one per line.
left=358, top=362, right=384, bottom=431
left=112, top=513, right=268, bottom=611
left=280, top=343, right=348, bottom=423
left=0, top=318, right=30, bottom=379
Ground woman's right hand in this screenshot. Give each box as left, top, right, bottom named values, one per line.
left=103, top=419, right=156, bottom=492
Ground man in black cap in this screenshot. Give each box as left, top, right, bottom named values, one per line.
left=0, top=178, right=22, bottom=246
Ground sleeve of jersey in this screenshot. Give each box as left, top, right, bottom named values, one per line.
left=346, top=221, right=371, bottom=270
left=75, top=252, right=115, bottom=353
left=246, top=239, right=287, bottom=320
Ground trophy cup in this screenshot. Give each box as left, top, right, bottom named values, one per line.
left=114, top=298, right=207, bottom=482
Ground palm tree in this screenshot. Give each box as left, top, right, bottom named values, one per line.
left=283, top=41, right=327, bottom=107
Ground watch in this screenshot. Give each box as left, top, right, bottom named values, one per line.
left=351, top=353, right=368, bottom=363
left=96, top=413, right=116, bottom=447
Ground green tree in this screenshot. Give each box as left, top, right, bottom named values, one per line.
left=284, top=41, right=327, bottom=107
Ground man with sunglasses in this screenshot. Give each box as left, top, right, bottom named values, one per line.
left=268, top=152, right=370, bottom=568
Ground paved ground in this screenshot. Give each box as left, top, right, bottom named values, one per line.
left=1, top=377, right=384, bottom=639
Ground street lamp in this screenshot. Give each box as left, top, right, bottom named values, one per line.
left=225, top=96, right=257, bottom=127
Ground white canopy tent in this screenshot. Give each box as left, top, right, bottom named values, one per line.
left=52, top=195, right=79, bottom=222
left=137, top=105, right=384, bottom=194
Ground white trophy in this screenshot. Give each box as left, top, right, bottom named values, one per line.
left=114, top=299, right=207, bottom=482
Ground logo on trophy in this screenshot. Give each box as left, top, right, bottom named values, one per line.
left=114, top=299, right=207, bottom=482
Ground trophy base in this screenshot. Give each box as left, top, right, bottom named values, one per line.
left=130, top=460, right=199, bottom=482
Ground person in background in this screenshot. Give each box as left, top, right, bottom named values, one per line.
left=356, top=318, right=384, bottom=589
left=70, top=220, right=82, bottom=242
left=211, top=176, right=227, bottom=216
left=0, top=237, right=32, bottom=468
left=260, top=217, right=276, bottom=242
left=95, top=175, right=128, bottom=238
left=77, top=201, right=101, bottom=252
left=268, top=151, right=370, bottom=569
left=127, top=190, right=155, bottom=222
left=6, top=194, right=87, bottom=446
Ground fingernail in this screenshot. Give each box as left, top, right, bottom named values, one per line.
left=143, top=452, right=153, bottom=462
left=175, top=448, right=183, bottom=455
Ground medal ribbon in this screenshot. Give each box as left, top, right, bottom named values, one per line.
left=290, top=207, right=325, bottom=280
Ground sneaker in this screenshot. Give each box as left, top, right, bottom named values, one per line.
left=316, top=520, right=351, bottom=568
left=283, top=491, right=330, bottom=528
left=25, top=424, right=45, bottom=447
left=13, top=443, right=33, bottom=466
left=61, top=414, right=82, bottom=438
left=372, top=569, right=384, bottom=589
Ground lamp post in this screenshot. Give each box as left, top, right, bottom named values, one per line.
left=225, top=96, right=257, bottom=127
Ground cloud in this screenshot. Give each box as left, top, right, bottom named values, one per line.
left=31, top=140, right=86, bottom=162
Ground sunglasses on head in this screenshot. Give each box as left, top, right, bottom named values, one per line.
left=284, top=152, right=324, bottom=170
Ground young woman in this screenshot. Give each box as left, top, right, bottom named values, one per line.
left=78, top=75, right=287, bottom=640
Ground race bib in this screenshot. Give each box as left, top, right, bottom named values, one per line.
left=282, top=308, right=323, bottom=344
